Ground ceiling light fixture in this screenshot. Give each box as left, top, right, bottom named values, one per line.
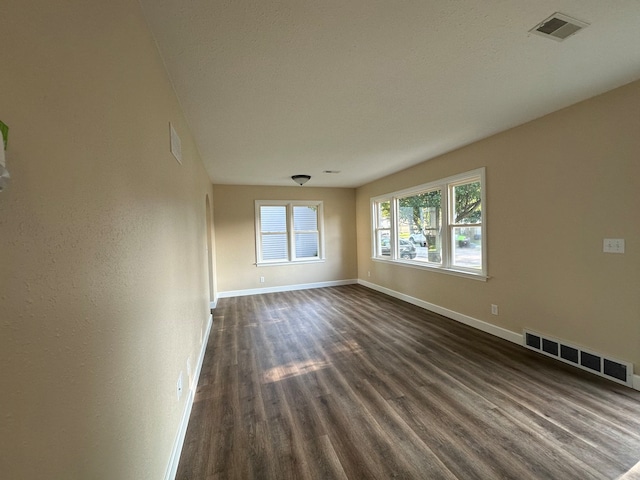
left=292, top=174, right=311, bottom=186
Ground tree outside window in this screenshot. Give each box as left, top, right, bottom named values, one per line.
left=371, top=168, right=485, bottom=277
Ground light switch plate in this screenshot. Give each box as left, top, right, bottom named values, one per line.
left=603, top=238, right=624, bottom=254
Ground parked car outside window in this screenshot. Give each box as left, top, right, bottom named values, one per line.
left=409, top=232, right=426, bottom=246
left=380, top=238, right=417, bottom=259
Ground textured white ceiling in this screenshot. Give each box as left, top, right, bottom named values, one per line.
left=139, top=0, right=640, bottom=187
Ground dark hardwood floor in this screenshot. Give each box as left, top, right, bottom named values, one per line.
left=176, top=285, right=640, bottom=479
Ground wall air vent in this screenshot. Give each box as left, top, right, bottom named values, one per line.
left=524, top=330, right=633, bottom=387
left=530, top=13, right=589, bottom=41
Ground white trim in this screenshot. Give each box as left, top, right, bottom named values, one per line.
left=358, top=279, right=640, bottom=392
left=165, top=388, right=194, bottom=480
left=256, top=259, right=325, bottom=267
left=370, top=167, right=486, bottom=277
left=372, top=257, right=488, bottom=281
left=209, top=300, right=217, bottom=310
left=255, top=200, right=325, bottom=264
left=619, top=459, right=640, bottom=479
left=372, top=168, right=485, bottom=201
left=358, top=279, right=522, bottom=344
left=218, top=279, right=358, bottom=298
left=164, top=313, right=213, bottom=480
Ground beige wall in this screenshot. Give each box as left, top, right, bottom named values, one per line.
left=1, top=1, right=638, bottom=475
left=0, top=1, right=214, bottom=478
left=213, top=185, right=357, bottom=293
left=357, top=79, right=640, bottom=370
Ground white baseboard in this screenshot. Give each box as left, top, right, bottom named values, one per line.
left=218, top=278, right=358, bottom=298
left=209, top=300, right=217, bottom=309
left=358, top=279, right=640, bottom=392
left=358, top=279, right=522, bottom=345
left=164, top=313, right=213, bottom=480
left=161, top=282, right=640, bottom=480
left=619, top=459, right=640, bottom=479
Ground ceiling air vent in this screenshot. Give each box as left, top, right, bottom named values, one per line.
left=530, top=13, right=589, bottom=41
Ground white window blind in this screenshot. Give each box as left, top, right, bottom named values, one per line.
left=260, top=206, right=288, bottom=261
left=293, top=206, right=319, bottom=259
left=256, top=201, right=324, bottom=265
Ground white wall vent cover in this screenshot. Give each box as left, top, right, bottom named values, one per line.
left=530, top=13, right=589, bottom=41
left=523, top=329, right=633, bottom=387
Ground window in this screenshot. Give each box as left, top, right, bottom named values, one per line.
left=371, top=168, right=486, bottom=278
left=373, top=199, right=391, bottom=255
left=450, top=179, right=482, bottom=270
left=256, top=201, right=324, bottom=265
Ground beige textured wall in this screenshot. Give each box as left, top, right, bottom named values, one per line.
left=357, top=80, right=640, bottom=370
left=0, top=1, right=214, bottom=478
left=213, top=185, right=357, bottom=293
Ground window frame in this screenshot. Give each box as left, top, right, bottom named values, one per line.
left=371, top=168, right=486, bottom=279
left=255, top=200, right=325, bottom=266
left=373, top=199, right=392, bottom=257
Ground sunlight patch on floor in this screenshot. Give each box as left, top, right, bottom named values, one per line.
left=329, top=339, right=362, bottom=355
left=261, top=359, right=330, bottom=383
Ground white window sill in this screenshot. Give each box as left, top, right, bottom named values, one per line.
left=256, top=259, right=325, bottom=267
left=372, top=257, right=488, bottom=281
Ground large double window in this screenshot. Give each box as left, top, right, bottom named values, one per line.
left=255, top=200, right=324, bottom=265
left=371, top=168, right=486, bottom=278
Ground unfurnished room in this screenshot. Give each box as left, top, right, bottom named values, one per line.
left=2, top=1, right=640, bottom=479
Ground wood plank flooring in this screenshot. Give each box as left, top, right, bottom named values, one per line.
left=176, top=285, right=640, bottom=479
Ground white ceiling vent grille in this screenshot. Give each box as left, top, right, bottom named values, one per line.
left=530, top=13, right=589, bottom=41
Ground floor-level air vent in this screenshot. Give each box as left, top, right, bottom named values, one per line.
left=530, top=13, right=589, bottom=41
left=524, top=330, right=633, bottom=387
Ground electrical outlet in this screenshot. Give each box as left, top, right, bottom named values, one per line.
left=260, top=276, right=265, bottom=283
left=491, top=304, right=499, bottom=315
left=367, top=271, right=371, bottom=277
left=603, top=238, right=625, bottom=254
left=177, top=371, right=183, bottom=400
